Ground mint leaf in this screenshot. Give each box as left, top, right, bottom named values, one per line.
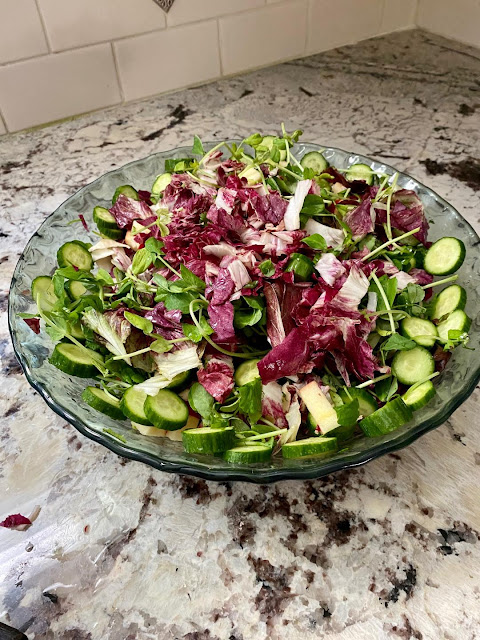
left=381, top=334, right=416, bottom=351
left=302, top=234, right=327, bottom=251
left=124, top=310, right=153, bottom=335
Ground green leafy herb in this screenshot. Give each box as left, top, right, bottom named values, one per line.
left=301, top=194, right=325, bottom=216
left=335, top=399, right=359, bottom=427
left=375, top=376, right=398, bottom=402
left=179, top=264, right=206, bottom=291
left=302, top=233, right=327, bottom=251
left=380, top=334, right=416, bottom=351
left=238, top=377, right=262, bottom=424
left=144, top=238, right=164, bottom=255
left=131, top=248, right=153, bottom=275
left=182, top=316, right=213, bottom=342
left=150, top=337, right=172, bottom=353
left=96, top=269, right=114, bottom=286
left=124, top=310, right=153, bottom=335
left=188, top=382, right=215, bottom=423
left=234, top=308, right=263, bottom=329
left=192, top=135, right=205, bottom=156
left=259, top=259, right=275, bottom=277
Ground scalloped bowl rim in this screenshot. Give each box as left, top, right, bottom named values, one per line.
left=8, top=142, right=480, bottom=483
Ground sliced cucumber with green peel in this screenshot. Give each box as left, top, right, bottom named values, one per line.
left=152, top=173, right=172, bottom=196
left=300, top=151, right=328, bottom=174
left=120, top=386, right=150, bottom=425
left=430, top=285, right=467, bottom=321
left=82, top=386, right=125, bottom=420
left=338, top=388, right=377, bottom=417
left=93, top=206, right=124, bottom=240
left=57, top=241, right=93, bottom=271
left=234, top=359, right=260, bottom=386
left=224, top=445, right=272, bottom=464
left=359, top=397, right=413, bottom=437
left=282, top=436, right=338, bottom=459
left=346, top=163, right=373, bottom=185
left=144, top=389, right=189, bottom=431
left=392, top=346, right=435, bottom=386
left=166, top=370, right=194, bottom=392
left=49, top=343, right=103, bottom=378
left=182, top=427, right=236, bottom=454
left=32, top=275, right=57, bottom=310
left=65, top=279, right=88, bottom=301
left=403, top=381, right=436, bottom=411
left=437, top=309, right=471, bottom=341
left=112, top=185, right=139, bottom=205
left=424, top=237, right=466, bottom=275
left=401, top=317, right=438, bottom=348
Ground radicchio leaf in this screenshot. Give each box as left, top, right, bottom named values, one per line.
left=197, top=356, right=234, bottom=403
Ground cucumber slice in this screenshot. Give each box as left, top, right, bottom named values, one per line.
left=57, top=241, right=93, bottom=271
left=166, top=370, right=194, bottom=392
left=282, top=436, right=338, bottom=459
left=112, top=185, right=139, bottom=205
left=437, top=309, right=471, bottom=341
left=400, top=317, right=438, bottom=348
left=224, top=445, right=272, bottom=464
left=338, top=388, right=377, bottom=417
left=31, top=275, right=57, bottom=311
left=306, top=414, right=354, bottom=442
left=359, top=397, right=413, bottom=437
left=49, top=343, right=103, bottom=378
left=234, top=359, right=260, bottom=386
left=120, top=386, right=150, bottom=425
left=182, top=427, right=236, bottom=454
left=403, top=381, right=436, bottom=411
left=345, top=163, right=373, bottom=185
left=300, top=151, right=328, bottom=174
left=392, top=346, right=435, bottom=386
left=65, top=280, right=87, bottom=301
left=424, top=237, right=466, bottom=275
left=144, top=389, right=189, bottom=431
left=152, top=173, right=172, bottom=196
left=93, top=206, right=124, bottom=240
left=68, top=321, right=85, bottom=340
left=430, top=284, right=467, bottom=321
left=82, top=386, right=125, bottom=420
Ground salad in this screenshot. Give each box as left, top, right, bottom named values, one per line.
left=24, top=126, right=471, bottom=464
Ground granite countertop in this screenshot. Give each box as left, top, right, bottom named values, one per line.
left=1, top=29, right=480, bottom=640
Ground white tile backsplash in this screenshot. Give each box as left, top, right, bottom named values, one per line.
left=0, top=44, right=121, bottom=132
left=220, top=1, right=308, bottom=75
left=0, top=0, right=477, bottom=134
left=417, top=0, right=480, bottom=48
left=37, top=0, right=165, bottom=51
left=0, top=0, right=48, bottom=64
left=308, top=0, right=384, bottom=53
left=167, top=0, right=265, bottom=26
left=114, top=20, right=220, bottom=101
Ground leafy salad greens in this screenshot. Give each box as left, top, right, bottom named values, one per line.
left=25, top=126, right=471, bottom=463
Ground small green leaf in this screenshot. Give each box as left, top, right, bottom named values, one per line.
left=144, top=238, right=164, bottom=255
left=131, top=248, right=153, bottom=275
left=259, top=259, right=275, bottom=277
left=375, top=376, right=398, bottom=402
left=244, top=296, right=265, bottom=310
left=46, top=324, right=67, bottom=341
left=124, top=310, right=153, bottom=334
left=96, top=269, right=114, bottom=286
left=234, top=308, right=262, bottom=329
left=188, top=382, right=215, bottom=422
left=179, top=264, right=206, bottom=291
left=302, top=234, right=327, bottom=251
left=150, top=337, right=171, bottom=353
left=192, top=135, right=205, bottom=156
left=182, top=317, right=213, bottom=342
left=164, top=292, right=196, bottom=314
left=380, top=334, right=416, bottom=351
left=335, top=399, right=359, bottom=427
left=238, top=378, right=262, bottom=424
left=244, top=133, right=263, bottom=148
left=448, top=329, right=462, bottom=340
left=301, top=194, right=325, bottom=215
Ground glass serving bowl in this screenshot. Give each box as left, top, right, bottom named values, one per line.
left=8, top=142, right=480, bottom=483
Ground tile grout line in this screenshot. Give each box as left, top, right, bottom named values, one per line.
left=110, top=42, right=125, bottom=103
left=33, top=0, right=52, bottom=53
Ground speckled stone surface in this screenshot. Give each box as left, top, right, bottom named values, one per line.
left=1, top=29, right=480, bottom=640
